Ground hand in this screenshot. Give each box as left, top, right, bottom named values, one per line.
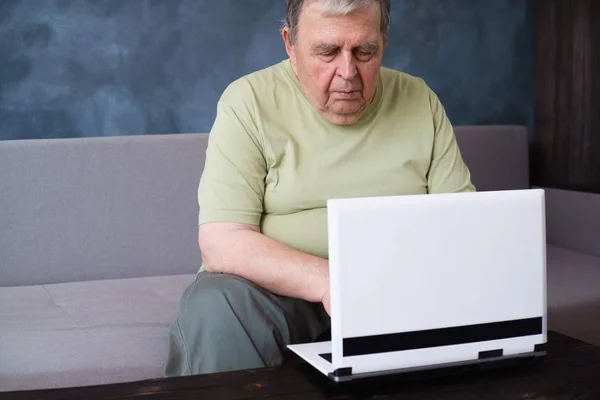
left=321, top=288, right=331, bottom=316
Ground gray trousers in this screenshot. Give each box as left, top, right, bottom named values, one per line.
left=164, top=272, right=330, bottom=376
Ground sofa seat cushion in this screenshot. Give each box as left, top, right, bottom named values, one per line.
left=0, top=274, right=195, bottom=392
left=1, top=245, right=599, bottom=392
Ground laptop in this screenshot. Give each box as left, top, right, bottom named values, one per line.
left=287, top=188, right=547, bottom=382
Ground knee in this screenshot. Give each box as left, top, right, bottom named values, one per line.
left=176, top=273, right=254, bottom=336
left=166, top=273, right=268, bottom=375
left=180, top=273, right=249, bottom=316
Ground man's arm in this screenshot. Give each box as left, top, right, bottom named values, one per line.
left=426, top=88, right=476, bottom=193
left=198, top=222, right=329, bottom=306
left=197, top=88, right=330, bottom=311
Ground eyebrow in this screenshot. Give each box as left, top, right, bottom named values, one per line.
left=312, top=43, right=339, bottom=54
left=357, top=43, right=380, bottom=53
left=312, top=42, right=380, bottom=54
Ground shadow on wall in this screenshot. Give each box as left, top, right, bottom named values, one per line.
left=0, top=0, right=533, bottom=140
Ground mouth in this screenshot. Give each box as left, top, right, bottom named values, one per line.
left=333, top=90, right=361, bottom=99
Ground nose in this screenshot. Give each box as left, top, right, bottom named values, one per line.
left=337, top=51, right=357, bottom=81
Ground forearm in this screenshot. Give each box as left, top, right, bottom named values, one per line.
left=200, top=226, right=329, bottom=303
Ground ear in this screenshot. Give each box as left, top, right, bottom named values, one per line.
left=281, top=25, right=297, bottom=64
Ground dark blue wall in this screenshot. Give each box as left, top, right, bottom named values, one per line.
left=0, top=0, right=533, bottom=140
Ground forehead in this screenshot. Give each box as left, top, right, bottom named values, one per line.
left=297, top=1, right=382, bottom=44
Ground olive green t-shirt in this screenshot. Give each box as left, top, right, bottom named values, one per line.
left=198, top=59, right=475, bottom=260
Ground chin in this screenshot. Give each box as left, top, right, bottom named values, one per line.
left=313, top=98, right=369, bottom=125
left=330, top=101, right=362, bottom=114
left=322, top=110, right=365, bottom=126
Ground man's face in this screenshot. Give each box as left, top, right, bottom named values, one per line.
left=283, top=0, right=384, bottom=126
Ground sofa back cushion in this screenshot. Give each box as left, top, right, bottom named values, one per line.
left=0, top=134, right=207, bottom=286
left=0, top=125, right=530, bottom=286
left=455, top=125, right=529, bottom=192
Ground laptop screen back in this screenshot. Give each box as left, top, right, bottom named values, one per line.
left=326, top=189, right=546, bottom=370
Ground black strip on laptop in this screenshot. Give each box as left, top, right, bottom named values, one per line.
left=318, top=317, right=542, bottom=361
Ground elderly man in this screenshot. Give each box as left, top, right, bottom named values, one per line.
left=165, top=0, right=474, bottom=376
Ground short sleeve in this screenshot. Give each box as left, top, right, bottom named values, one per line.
left=426, top=89, right=476, bottom=194
left=197, top=95, right=267, bottom=226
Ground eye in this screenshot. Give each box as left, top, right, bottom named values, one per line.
left=355, top=50, right=374, bottom=61
left=318, top=50, right=337, bottom=62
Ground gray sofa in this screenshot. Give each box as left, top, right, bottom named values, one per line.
left=1, top=126, right=599, bottom=392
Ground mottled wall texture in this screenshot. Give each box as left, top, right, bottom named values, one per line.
left=0, top=0, right=533, bottom=140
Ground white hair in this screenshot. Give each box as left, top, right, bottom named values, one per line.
left=320, top=0, right=375, bottom=16
left=283, top=0, right=391, bottom=44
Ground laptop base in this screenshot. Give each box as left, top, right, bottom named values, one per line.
left=326, top=350, right=547, bottom=383
left=288, top=341, right=547, bottom=383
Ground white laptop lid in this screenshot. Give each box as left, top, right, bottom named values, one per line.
left=326, top=189, right=547, bottom=376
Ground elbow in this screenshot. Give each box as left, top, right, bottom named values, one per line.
left=200, top=249, right=218, bottom=273
left=197, top=222, right=259, bottom=274
left=200, top=249, right=221, bottom=274
left=198, top=226, right=224, bottom=273
left=203, top=255, right=223, bottom=274
left=203, top=261, right=219, bottom=274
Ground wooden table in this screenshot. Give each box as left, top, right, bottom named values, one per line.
left=5, top=331, right=600, bottom=399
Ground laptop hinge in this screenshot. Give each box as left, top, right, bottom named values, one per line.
left=330, top=367, right=352, bottom=378
left=478, top=349, right=503, bottom=359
